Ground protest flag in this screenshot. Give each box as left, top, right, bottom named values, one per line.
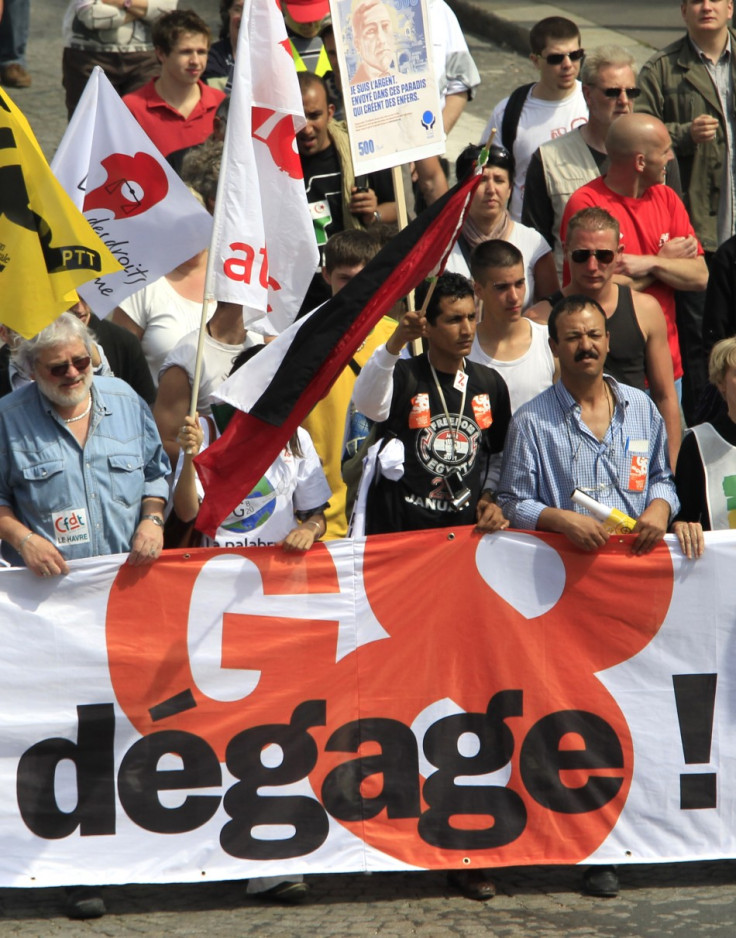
left=51, top=67, right=212, bottom=317
left=194, top=168, right=482, bottom=536
left=0, top=89, right=121, bottom=338
left=204, top=0, right=319, bottom=332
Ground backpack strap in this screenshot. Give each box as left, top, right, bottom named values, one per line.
left=500, top=82, right=534, bottom=151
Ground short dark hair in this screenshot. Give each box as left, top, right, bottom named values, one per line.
left=455, top=143, right=515, bottom=188
left=416, top=272, right=474, bottom=326
left=218, top=0, right=240, bottom=40
left=181, top=138, right=222, bottom=207
left=470, top=239, right=524, bottom=283
left=548, top=294, right=607, bottom=342
left=153, top=9, right=211, bottom=54
left=298, top=70, right=329, bottom=99
left=529, top=16, right=580, bottom=55
left=324, top=229, right=381, bottom=272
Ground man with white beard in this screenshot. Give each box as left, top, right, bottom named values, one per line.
left=0, top=312, right=170, bottom=577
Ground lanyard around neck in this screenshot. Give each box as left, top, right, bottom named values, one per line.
left=429, top=359, right=467, bottom=462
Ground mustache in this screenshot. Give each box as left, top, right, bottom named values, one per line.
left=574, top=349, right=599, bottom=362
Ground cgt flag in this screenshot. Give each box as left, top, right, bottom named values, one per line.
left=52, top=67, right=212, bottom=317
left=0, top=89, right=121, bottom=338
left=194, top=168, right=482, bottom=536
left=206, top=0, right=319, bottom=332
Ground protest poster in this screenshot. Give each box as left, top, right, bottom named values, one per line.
left=329, top=0, right=445, bottom=174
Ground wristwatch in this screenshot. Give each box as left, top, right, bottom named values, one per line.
left=141, top=514, right=164, bottom=528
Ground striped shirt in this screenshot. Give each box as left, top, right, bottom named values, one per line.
left=497, top=377, right=679, bottom=530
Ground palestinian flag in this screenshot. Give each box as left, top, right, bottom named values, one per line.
left=194, top=168, right=483, bottom=537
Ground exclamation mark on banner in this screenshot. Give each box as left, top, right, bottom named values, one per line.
left=672, top=673, right=717, bottom=810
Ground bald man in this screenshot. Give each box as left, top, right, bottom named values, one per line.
left=560, top=112, right=708, bottom=400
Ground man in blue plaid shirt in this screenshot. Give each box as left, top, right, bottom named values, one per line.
left=497, top=293, right=679, bottom=556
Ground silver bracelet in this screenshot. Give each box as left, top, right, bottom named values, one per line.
left=304, top=520, right=321, bottom=533
left=17, top=532, right=34, bottom=553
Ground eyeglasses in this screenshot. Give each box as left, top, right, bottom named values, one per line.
left=570, top=249, right=616, bottom=264
left=596, top=86, right=641, bottom=99
left=45, top=356, right=91, bottom=377
left=539, top=48, right=585, bottom=65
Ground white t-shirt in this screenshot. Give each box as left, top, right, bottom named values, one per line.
left=483, top=83, right=588, bottom=220
left=159, top=328, right=264, bottom=415
left=175, top=424, right=331, bottom=549
left=118, top=276, right=216, bottom=385
left=468, top=319, right=554, bottom=413
left=444, top=221, right=552, bottom=309
left=428, top=0, right=480, bottom=106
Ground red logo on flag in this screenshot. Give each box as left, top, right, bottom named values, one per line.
left=84, top=152, right=169, bottom=219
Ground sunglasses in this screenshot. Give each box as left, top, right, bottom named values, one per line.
left=570, top=249, right=616, bottom=264
left=46, top=356, right=91, bottom=377
left=488, top=143, right=512, bottom=161
left=597, top=86, right=641, bottom=99
left=539, top=48, right=585, bottom=65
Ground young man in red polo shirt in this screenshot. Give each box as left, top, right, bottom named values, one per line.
left=124, top=9, right=225, bottom=157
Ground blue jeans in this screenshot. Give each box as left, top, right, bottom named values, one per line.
left=0, top=0, right=30, bottom=67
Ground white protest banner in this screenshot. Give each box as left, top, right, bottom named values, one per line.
left=206, top=0, right=319, bottom=332
left=51, top=67, right=212, bottom=316
left=1, top=528, right=735, bottom=886
left=329, top=0, right=445, bottom=174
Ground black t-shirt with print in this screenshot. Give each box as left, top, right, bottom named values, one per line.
left=366, top=354, right=510, bottom=534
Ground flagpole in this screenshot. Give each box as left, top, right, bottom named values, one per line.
left=187, top=34, right=240, bottom=422
left=188, top=293, right=213, bottom=421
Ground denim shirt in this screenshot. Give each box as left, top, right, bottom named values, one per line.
left=0, top=377, right=170, bottom=563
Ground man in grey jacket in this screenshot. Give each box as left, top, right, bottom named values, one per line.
left=638, top=0, right=735, bottom=254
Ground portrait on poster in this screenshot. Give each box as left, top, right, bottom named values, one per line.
left=329, top=0, right=444, bottom=174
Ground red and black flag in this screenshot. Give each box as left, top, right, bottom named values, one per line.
left=194, top=167, right=483, bottom=536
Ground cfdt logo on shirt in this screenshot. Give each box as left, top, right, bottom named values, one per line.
left=52, top=509, right=90, bottom=545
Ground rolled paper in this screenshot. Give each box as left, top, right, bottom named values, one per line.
left=571, top=488, right=637, bottom=534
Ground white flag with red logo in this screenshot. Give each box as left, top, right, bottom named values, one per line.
left=51, top=67, right=212, bottom=317
left=207, top=0, right=319, bottom=332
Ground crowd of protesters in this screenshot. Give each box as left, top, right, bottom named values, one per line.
left=1, top=0, right=736, bottom=918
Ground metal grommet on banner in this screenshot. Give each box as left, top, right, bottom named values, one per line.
left=447, top=532, right=455, bottom=540
left=462, top=856, right=471, bottom=865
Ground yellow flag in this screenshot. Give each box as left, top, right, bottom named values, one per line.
left=0, top=89, right=122, bottom=338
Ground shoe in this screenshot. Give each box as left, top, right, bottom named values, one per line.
left=447, top=868, right=496, bottom=901
left=0, top=64, right=31, bottom=88
left=256, top=880, right=310, bottom=904
left=583, top=865, right=619, bottom=897
left=65, top=886, right=106, bottom=919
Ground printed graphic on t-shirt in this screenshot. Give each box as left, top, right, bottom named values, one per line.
left=415, top=412, right=480, bottom=478
left=471, top=394, right=492, bottom=429
left=408, top=393, right=431, bottom=429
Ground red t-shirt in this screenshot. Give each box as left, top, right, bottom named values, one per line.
left=561, top=177, right=703, bottom=381
left=124, top=79, right=225, bottom=157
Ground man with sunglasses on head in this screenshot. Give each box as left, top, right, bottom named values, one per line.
left=528, top=207, right=682, bottom=469
left=522, top=46, right=682, bottom=279
left=0, top=313, right=170, bottom=583
left=481, top=16, right=588, bottom=221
